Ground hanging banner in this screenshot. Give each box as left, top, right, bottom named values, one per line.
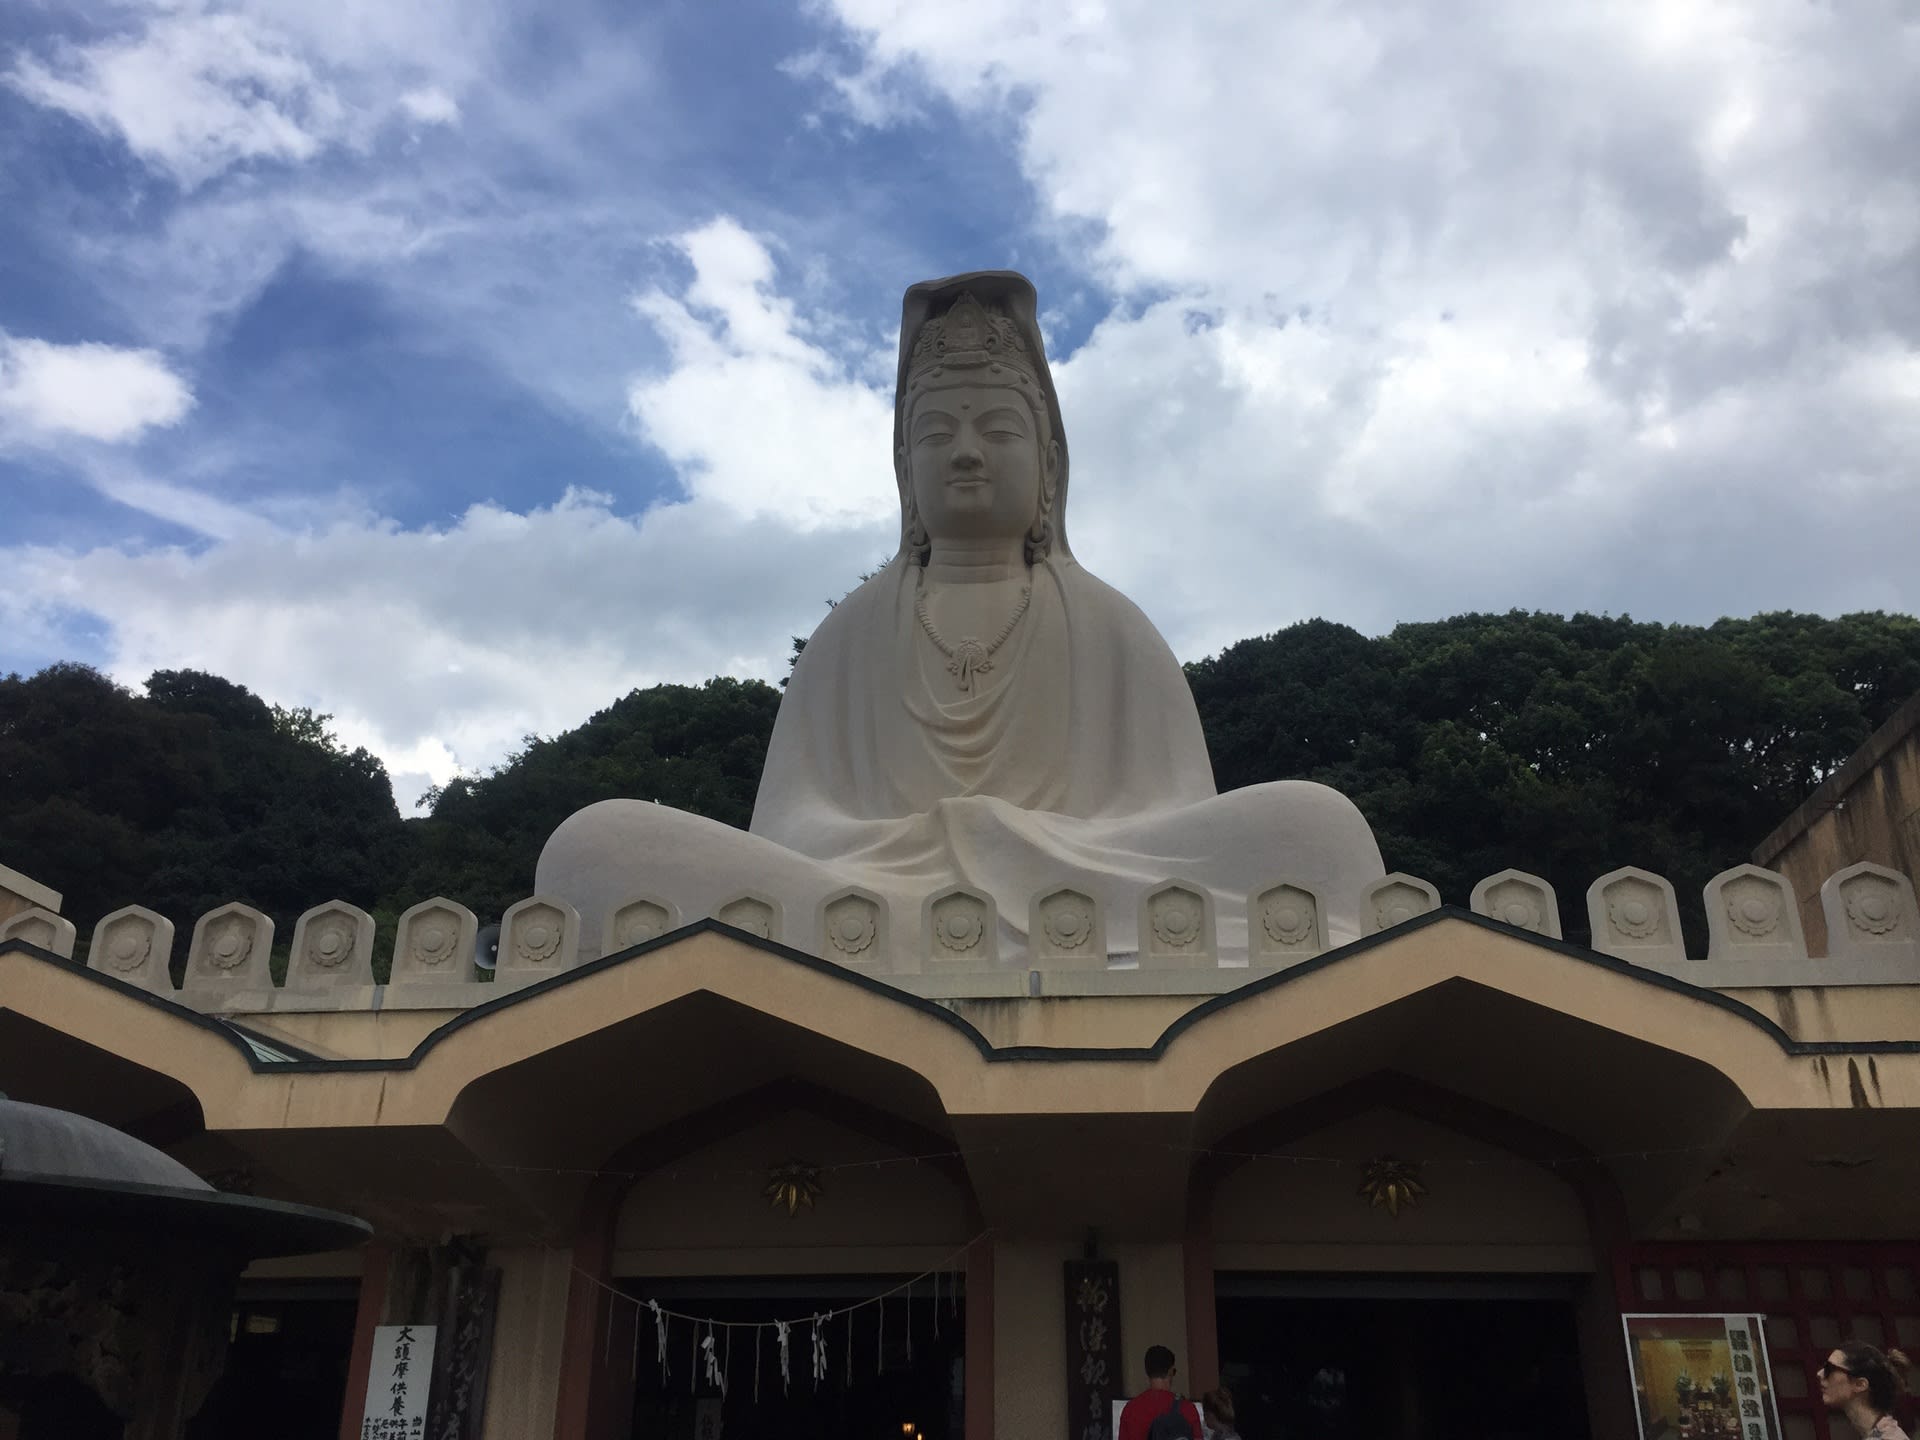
left=431, top=1265, right=500, bottom=1440
left=1622, top=1313, right=1785, bottom=1440
left=1065, top=1260, right=1123, bottom=1440
left=362, top=1323, right=438, bottom=1440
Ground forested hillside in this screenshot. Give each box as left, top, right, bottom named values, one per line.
left=5, top=609, right=1917, bottom=974
left=1187, top=611, right=1920, bottom=944
left=0, top=666, right=408, bottom=964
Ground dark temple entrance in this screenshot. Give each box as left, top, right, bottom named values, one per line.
left=187, top=1282, right=361, bottom=1439
left=621, top=1277, right=964, bottom=1440
left=1216, top=1276, right=1590, bottom=1440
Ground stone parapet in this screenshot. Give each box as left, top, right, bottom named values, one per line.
left=0, top=860, right=62, bottom=926
left=12, top=858, right=1919, bottom=1017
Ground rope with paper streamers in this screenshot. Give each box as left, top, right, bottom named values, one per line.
left=647, top=1298, right=668, bottom=1376
left=424, top=1146, right=970, bottom=1184
left=566, top=1231, right=985, bottom=1402
left=418, top=1131, right=1786, bottom=1191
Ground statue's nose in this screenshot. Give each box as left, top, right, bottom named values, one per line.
left=951, top=438, right=984, bottom=470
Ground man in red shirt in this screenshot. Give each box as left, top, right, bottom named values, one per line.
left=1117, top=1344, right=1202, bottom=1440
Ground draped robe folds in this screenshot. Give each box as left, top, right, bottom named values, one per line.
left=537, top=554, right=1387, bottom=959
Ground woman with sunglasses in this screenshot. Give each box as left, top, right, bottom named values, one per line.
left=1821, top=1343, right=1913, bottom=1438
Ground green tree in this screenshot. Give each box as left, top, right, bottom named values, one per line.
left=390, top=677, right=782, bottom=925
left=1187, top=610, right=1920, bottom=944
left=0, top=665, right=406, bottom=979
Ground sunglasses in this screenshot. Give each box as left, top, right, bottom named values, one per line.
left=1819, top=1362, right=1856, bottom=1380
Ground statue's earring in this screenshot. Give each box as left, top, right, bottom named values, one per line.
left=904, top=496, right=931, bottom=567
left=1026, top=440, right=1059, bottom=564
left=1025, top=516, right=1052, bottom=566
left=899, top=445, right=931, bottom=567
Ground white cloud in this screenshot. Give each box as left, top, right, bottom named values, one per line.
left=7, top=1, right=656, bottom=433
left=0, top=224, right=899, bottom=812
left=0, top=335, right=194, bottom=444
left=82, top=463, right=277, bottom=542
left=794, top=0, right=1920, bottom=644
left=7, top=495, right=883, bottom=814
left=398, top=86, right=460, bottom=127
left=628, top=218, right=897, bottom=530
left=0, top=485, right=890, bottom=815
left=5, top=2, right=486, bottom=188
left=8, top=10, right=347, bottom=187
left=777, top=47, right=921, bottom=129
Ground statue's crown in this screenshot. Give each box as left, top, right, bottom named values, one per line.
left=906, top=291, right=1043, bottom=390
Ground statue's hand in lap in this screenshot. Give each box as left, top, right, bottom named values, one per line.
left=538, top=274, right=1383, bottom=961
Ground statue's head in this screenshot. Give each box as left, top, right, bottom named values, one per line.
left=895, top=272, right=1071, bottom=565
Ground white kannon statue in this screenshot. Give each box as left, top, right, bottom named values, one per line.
left=539, top=271, right=1385, bottom=959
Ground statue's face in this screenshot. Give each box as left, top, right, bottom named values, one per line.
left=905, top=380, right=1056, bottom=545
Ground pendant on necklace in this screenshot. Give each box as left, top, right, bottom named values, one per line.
left=947, top=639, right=991, bottom=692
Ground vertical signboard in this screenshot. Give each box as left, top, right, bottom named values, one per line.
left=1623, top=1313, right=1785, bottom=1440
left=362, top=1323, right=438, bottom=1440
left=431, top=1266, right=501, bottom=1440
left=1065, top=1260, right=1123, bottom=1440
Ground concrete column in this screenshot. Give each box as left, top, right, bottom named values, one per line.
left=1182, top=1223, right=1218, bottom=1395
left=553, top=1176, right=621, bottom=1440
left=336, top=1243, right=392, bottom=1440
left=993, top=1240, right=1068, bottom=1436
left=991, top=1239, right=1192, bottom=1435
left=964, top=1236, right=994, bottom=1440
left=1114, top=1242, right=1188, bottom=1397
left=479, top=1247, right=572, bottom=1440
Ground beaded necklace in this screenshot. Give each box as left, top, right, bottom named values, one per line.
left=915, top=582, right=1032, bottom=693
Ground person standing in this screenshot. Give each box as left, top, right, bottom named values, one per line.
left=1118, top=1345, right=1202, bottom=1440
left=1821, top=1343, right=1913, bottom=1438
left=1198, top=1386, right=1241, bottom=1440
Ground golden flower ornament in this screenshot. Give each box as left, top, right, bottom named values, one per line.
left=1357, top=1158, right=1427, bottom=1217
left=764, top=1159, right=823, bottom=1217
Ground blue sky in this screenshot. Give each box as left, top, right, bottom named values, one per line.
left=3, top=0, right=1917, bottom=809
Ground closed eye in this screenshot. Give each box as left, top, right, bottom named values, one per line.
left=977, top=406, right=1030, bottom=440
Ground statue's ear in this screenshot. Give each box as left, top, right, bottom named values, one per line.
left=1043, top=439, right=1061, bottom=498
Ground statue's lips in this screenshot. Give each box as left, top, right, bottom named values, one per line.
left=945, top=476, right=989, bottom=487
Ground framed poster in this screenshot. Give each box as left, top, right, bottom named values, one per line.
left=1622, top=1313, right=1785, bottom=1440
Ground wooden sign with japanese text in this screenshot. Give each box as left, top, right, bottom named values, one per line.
left=1065, top=1260, right=1122, bottom=1440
